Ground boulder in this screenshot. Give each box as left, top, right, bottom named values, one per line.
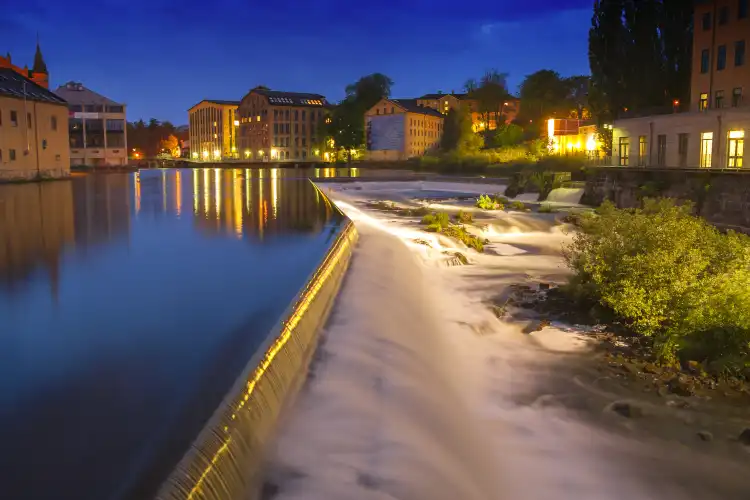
left=605, top=400, right=645, bottom=418
left=697, top=431, right=713, bottom=442
left=667, top=376, right=695, bottom=397
left=739, top=429, right=750, bottom=446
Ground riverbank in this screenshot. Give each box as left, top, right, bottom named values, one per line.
left=265, top=180, right=750, bottom=500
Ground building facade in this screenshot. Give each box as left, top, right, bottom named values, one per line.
left=54, top=82, right=128, bottom=167
left=0, top=68, right=70, bottom=181
left=0, top=42, right=49, bottom=89
left=691, top=0, right=749, bottom=111
left=188, top=100, right=239, bottom=161
left=416, top=92, right=520, bottom=132
left=365, top=98, right=444, bottom=161
left=236, top=87, right=328, bottom=162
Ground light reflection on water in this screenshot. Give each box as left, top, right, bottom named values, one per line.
left=0, top=167, right=355, bottom=500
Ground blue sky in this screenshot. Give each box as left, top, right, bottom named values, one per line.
left=1, top=0, right=592, bottom=124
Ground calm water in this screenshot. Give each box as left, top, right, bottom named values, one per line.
left=0, top=168, right=353, bottom=500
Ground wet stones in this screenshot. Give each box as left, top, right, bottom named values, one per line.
left=739, top=428, right=750, bottom=446
left=605, top=400, right=645, bottom=418
left=697, top=431, right=714, bottom=442
left=667, top=376, right=695, bottom=397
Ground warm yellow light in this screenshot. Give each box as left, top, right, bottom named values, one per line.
left=547, top=118, right=555, bottom=138
left=231, top=146, right=236, bottom=152
left=214, top=133, right=218, bottom=139
left=271, top=148, right=278, bottom=158
left=258, top=150, right=263, bottom=156
left=192, top=151, right=199, bottom=159
left=586, top=133, right=597, bottom=151
left=256, top=116, right=260, bottom=122
left=323, top=152, right=330, bottom=160
left=729, top=130, right=745, bottom=139
left=213, top=149, right=221, bottom=159
left=233, top=120, right=240, bottom=126
left=244, top=149, right=251, bottom=158
left=328, top=138, right=335, bottom=148
left=202, top=150, right=209, bottom=158
left=567, top=142, right=574, bottom=150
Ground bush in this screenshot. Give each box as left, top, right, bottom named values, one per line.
left=419, top=211, right=484, bottom=252
left=494, top=195, right=510, bottom=205
left=455, top=210, right=473, bottom=223
left=421, top=211, right=450, bottom=230
left=476, top=194, right=500, bottom=210
left=443, top=225, right=485, bottom=252
left=538, top=204, right=555, bottom=213
left=509, top=201, right=527, bottom=211
left=564, top=199, right=750, bottom=369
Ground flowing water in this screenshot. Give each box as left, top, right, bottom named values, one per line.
left=0, top=168, right=353, bottom=500
left=545, top=187, right=585, bottom=205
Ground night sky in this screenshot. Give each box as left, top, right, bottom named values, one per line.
left=1, top=0, right=592, bottom=124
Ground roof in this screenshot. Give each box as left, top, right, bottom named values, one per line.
left=0, top=68, right=66, bottom=105
left=55, top=82, right=123, bottom=106
left=187, top=99, right=239, bottom=111
left=418, top=93, right=466, bottom=100
left=391, top=99, right=444, bottom=118
left=250, top=88, right=327, bottom=107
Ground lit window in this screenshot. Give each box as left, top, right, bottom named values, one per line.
left=699, top=92, right=709, bottom=111
left=700, top=132, right=713, bottom=168
left=638, top=136, right=647, bottom=166
left=618, top=137, right=630, bottom=166
left=727, top=130, right=744, bottom=168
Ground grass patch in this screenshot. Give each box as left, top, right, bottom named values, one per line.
left=455, top=210, right=473, bottom=223
left=420, top=210, right=485, bottom=252
left=508, top=200, right=527, bottom=211
left=476, top=194, right=502, bottom=210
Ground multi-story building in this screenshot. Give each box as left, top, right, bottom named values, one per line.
left=237, top=87, right=328, bottom=162
left=54, top=82, right=128, bottom=167
left=0, top=42, right=49, bottom=89
left=692, top=0, right=749, bottom=111
left=365, top=98, right=444, bottom=161
left=611, top=0, right=749, bottom=169
left=0, top=68, right=70, bottom=181
left=416, top=92, right=521, bottom=131
left=188, top=100, right=239, bottom=161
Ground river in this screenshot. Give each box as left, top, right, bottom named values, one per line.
left=0, top=168, right=352, bottom=500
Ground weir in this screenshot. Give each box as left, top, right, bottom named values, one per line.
left=153, top=183, right=357, bottom=500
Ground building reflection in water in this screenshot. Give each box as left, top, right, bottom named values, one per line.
left=73, top=172, right=132, bottom=249
left=0, top=182, right=75, bottom=298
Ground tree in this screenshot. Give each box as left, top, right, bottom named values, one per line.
left=160, top=134, right=179, bottom=156
left=486, top=123, right=524, bottom=148
left=345, top=73, right=393, bottom=111
left=323, top=100, right=364, bottom=162
left=440, top=107, right=483, bottom=154
left=589, top=0, right=693, bottom=120
left=566, top=75, right=591, bottom=120
left=463, top=78, right=479, bottom=93
left=519, top=70, right=572, bottom=122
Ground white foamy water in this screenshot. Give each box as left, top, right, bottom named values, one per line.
left=266, top=181, right=749, bottom=500
left=545, top=187, right=585, bottom=205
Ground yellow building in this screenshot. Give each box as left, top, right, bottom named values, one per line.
left=417, top=92, right=521, bottom=132
left=0, top=68, right=70, bottom=181
left=547, top=118, right=603, bottom=158
left=365, top=98, right=444, bottom=161
left=188, top=99, right=239, bottom=161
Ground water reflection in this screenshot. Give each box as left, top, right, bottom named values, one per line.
left=0, top=167, right=352, bottom=500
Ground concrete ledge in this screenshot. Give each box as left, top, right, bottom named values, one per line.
left=0, top=169, right=70, bottom=183
left=155, top=184, right=358, bottom=500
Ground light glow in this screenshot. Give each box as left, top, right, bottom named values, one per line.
left=729, top=130, right=745, bottom=139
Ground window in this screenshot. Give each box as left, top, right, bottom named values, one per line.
left=727, top=130, right=744, bottom=168
left=391, top=107, right=395, bottom=114
left=51, top=115, right=57, bottom=131
left=106, top=105, right=124, bottom=113
left=678, top=133, right=689, bottom=167
left=301, top=110, right=306, bottom=120
left=638, top=136, right=647, bottom=166
left=736, top=40, right=746, bottom=67
left=700, top=132, right=713, bottom=168
left=0, top=109, right=2, bottom=126
left=274, top=109, right=278, bottom=119
left=701, top=49, right=710, bottom=73
left=273, top=123, right=279, bottom=134
left=740, top=0, right=748, bottom=19
left=718, top=45, right=727, bottom=70
left=702, top=12, right=712, bottom=30
left=733, top=87, right=743, bottom=107
left=294, top=110, right=298, bottom=120
left=9, top=149, right=16, bottom=161
left=716, top=89, right=725, bottom=108
left=657, top=135, right=667, bottom=166
left=618, top=137, right=630, bottom=166
left=719, top=6, right=729, bottom=24
left=10, top=110, right=17, bottom=126
left=699, top=92, right=709, bottom=111
left=285, top=109, right=289, bottom=119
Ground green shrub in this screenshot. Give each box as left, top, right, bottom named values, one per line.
left=509, top=201, right=527, bottom=211
left=455, top=210, right=473, bottom=223
left=421, top=211, right=450, bottom=230
left=538, top=204, right=555, bottom=213
left=476, top=194, right=499, bottom=210
left=494, top=195, right=510, bottom=205
left=564, top=199, right=750, bottom=369
left=443, top=225, right=485, bottom=252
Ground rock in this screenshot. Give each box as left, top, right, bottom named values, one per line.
left=605, top=400, right=644, bottom=418
left=539, top=283, right=551, bottom=290
left=739, top=429, right=750, bottom=446
left=657, top=385, right=669, bottom=398
left=667, top=376, right=695, bottom=397
left=643, top=363, right=661, bottom=374
left=697, top=431, right=714, bottom=442
left=666, top=399, right=691, bottom=409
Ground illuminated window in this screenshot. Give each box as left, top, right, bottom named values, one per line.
left=618, top=137, right=630, bottom=166
left=638, top=136, right=647, bottom=166
left=700, top=132, right=713, bottom=168
left=727, top=130, right=744, bottom=168
left=699, top=93, right=709, bottom=111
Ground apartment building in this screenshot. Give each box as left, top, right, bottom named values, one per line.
left=365, top=98, right=444, bottom=161
left=188, top=100, right=239, bottom=160
left=54, top=82, right=128, bottom=167
left=692, top=0, right=749, bottom=111
left=0, top=68, right=70, bottom=181
left=236, top=87, right=328, bottom=161
left=611, top=0, right=748, bottom=169
left=416, top=92, right=520, bottom=131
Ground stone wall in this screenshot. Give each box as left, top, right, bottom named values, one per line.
left=582, top=167, right=750, bottom=231
left=0, top=168, right=69, bottom=182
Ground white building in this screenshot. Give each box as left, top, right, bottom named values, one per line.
left=612, top=108, right=748, bottom=169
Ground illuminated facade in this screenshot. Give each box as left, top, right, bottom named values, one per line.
left=55, top=82, right=128, bottom=167
left=611, top=0, right=749, bottom=168
left=365, top=98, right=444, bottom=161
left=0, top=69, right=70, bottom=181
left=188, top=100, right=239, bottom=161
left=546, top=119, right=603, bottom=158
left=236, top=87, right=328, bottom=162
left=416, top=92, right=521, bottom=131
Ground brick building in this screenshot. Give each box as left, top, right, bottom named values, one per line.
left=365, top=98, right=444, bottom=161
left=237, top=87, right=328, bottom=162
